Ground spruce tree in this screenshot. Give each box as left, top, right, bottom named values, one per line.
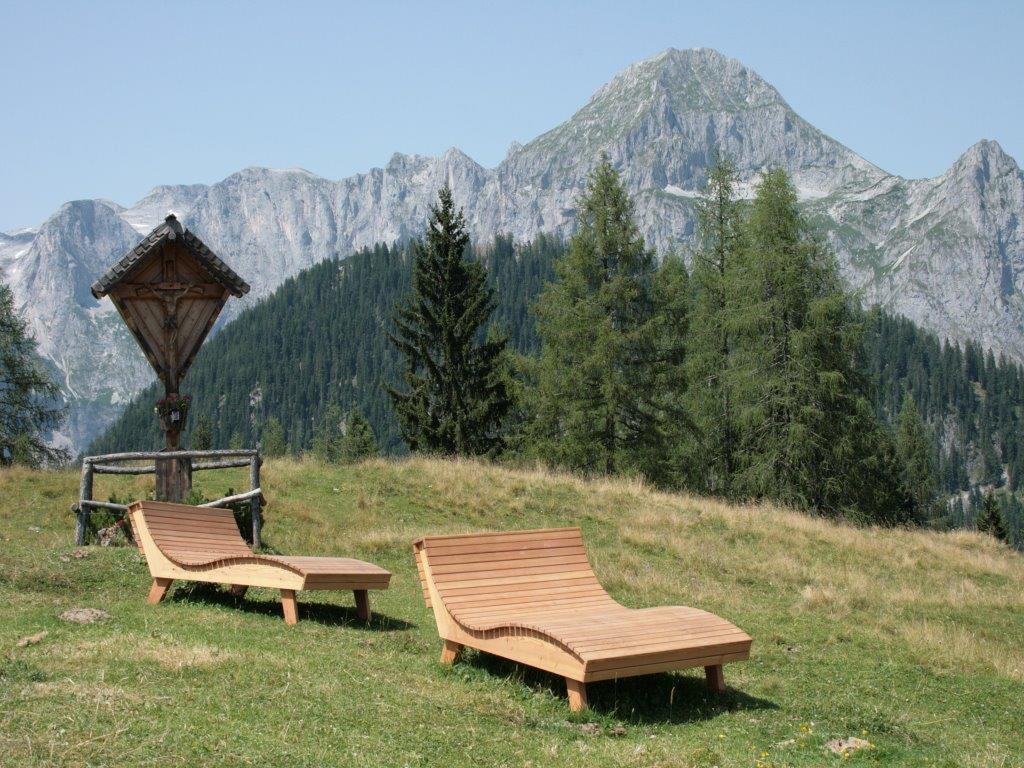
left=977, top=491, right=1009, bottom=543
left=0, top=281, right=67, bottom=467
left=686, top=158, right=744, bottom=494
left=338, top=408, right=379, bottom=463
left=524, top=157, right=688, bottom=481
left=388, top=186, right=509, bottom=456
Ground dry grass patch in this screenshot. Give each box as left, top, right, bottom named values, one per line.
left=898, top=619, right=1024, bottom=681
left=59, top=636, right=237, bottom=671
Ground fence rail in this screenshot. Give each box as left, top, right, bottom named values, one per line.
left=72, top=449, right=263, bottom=547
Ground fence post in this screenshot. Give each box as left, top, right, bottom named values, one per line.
left=250, top=453, right=263, bottom=549
left=75, top=462, right=94, bottom=546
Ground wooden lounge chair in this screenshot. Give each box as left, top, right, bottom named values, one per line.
left=129, top=500, right=391, bottom=624
left=413, top=527, right=751, bottom=711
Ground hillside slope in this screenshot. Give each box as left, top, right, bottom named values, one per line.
left=1, top=458, right=1021, bottom=766
left=90, top=238, right=1024, bottom=545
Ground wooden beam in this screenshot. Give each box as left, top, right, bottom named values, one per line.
left=250, top=454, right=262, bottom=549
left=281, top=590, right=298, bottom=625
left=705, top=664, right=726, bottom=694
left=147, top=577, right=173, bottom=604
left=191, top=459, right=251, bottom=470
left=85, top=449, right=258, bottom=463
left=566, top=679, right=588, bottom=711
left=75, top=463, right=94, bottom=546
left=354, top=590, right=371, bottom=622
left=198, top=488, right=263, bottom=508
left=440, top=639, right=463, bottom=664
left=91, top=464, right=157, bottom=475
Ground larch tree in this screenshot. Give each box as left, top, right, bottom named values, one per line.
left=726, top=168, right=910, bottom=521
left=388, top=185, right=510, bottom=456
left=686, top=157, right=744, bottom=494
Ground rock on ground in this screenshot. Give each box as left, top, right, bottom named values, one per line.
left=59, top=608, right=109, bottom=624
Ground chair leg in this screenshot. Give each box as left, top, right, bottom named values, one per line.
left=566, top=678, right=588, bottom=711
left=281, top=589, right=299, bottom=625
left=228, top=584, right=248, bottom=598
left=705, top=664, right=726, bottom=694
left=354, top=589, right=371, bottom=622
left=440, top=639, right=463, bottom=664
left=147, top=578, right=173, bottom=604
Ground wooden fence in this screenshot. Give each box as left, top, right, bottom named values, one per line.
left=71, top=448, right=264, bottom=547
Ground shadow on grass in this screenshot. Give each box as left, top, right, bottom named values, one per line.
left=168, top=582, right=414, bottom=631
left=464, top=651, right=776, bottom=724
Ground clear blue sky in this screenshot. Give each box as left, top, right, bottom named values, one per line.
left=1, top=0, right=1021, bottom=231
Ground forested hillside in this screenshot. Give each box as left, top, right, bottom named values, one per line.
left=90, top=235, right=1024, bottom=544
left=87, top=236, right=559, bottom=457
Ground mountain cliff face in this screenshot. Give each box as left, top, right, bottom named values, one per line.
left=4, top=47, right=1023, bottom=453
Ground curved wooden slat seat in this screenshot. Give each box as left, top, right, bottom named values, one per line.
left=130, top=500, right=390, bottom=624
left=413, top=527, right=751, bottom=711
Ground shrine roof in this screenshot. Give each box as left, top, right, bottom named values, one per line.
left=90, top=214, right=250, bottom=299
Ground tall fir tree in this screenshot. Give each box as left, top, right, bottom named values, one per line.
left=338, top=408, right=379, bottom=463
left=524, top=157, right=689, bottom=481
left=0, top=281, right=67, bottom=467
left=388, top=186, right=510, bottom=456
left=686, top=158, right=744, bottom=494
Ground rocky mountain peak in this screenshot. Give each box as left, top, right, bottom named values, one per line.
left=3, top=48, right=1022, bottom=454
left=594, top=47, right=787, bottom=115
left=948, top=139, right=1021, bottom=184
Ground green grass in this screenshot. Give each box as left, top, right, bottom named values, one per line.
left=1, top=457, right=1022, bottom=767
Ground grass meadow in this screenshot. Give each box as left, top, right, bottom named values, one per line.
left=1, top=457, right=1022, bottom=767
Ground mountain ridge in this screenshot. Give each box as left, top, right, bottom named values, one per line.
left=3, top=47, right=1022, bottom=453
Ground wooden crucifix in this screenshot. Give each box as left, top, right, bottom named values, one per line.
left=91, top=214, right=249, bottom=500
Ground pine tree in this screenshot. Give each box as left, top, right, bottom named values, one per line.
left=261, top=416, right=286, bottom=457
left=977, top=491, right=1009, bottom=543
left=388, top=186, right=510, bottom=456
left=895, top=393, right=939, bottom=520
left=190, top=415, right=213, bottom=451
left=228, top=431, right=244, bottom=450
left=338, top=408, right=379, bottom=463
left=686, top=157, right=744, bottom=494
left=0, top=281, right=67, bottom=467
left=524, top=157, right=688, bottom=481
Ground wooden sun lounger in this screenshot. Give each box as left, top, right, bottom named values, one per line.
left=129, top=500, right=391, bottom=624
left=413, top=527, right=752, bottom=710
